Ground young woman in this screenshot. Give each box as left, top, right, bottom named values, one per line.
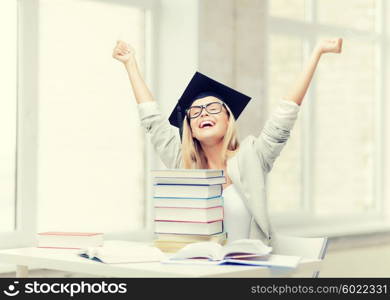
left=112, top=38, right=343, bottom=245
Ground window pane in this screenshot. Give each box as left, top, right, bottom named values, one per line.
left=0, top=0, right=17, bottom=232
left=313, top=40, right=376, bottom=214
left=38, top=0, right=146, bottom=232
left=269, top=0, right=307, bottom=21
left=267, top=35, right=303, bottom=213
left=317, top=0, right=376, bottom=31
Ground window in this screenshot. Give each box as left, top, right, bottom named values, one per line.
left=266, top=0, right=387, bottom=227
left=269, top=0, right=306, bottom=21
left=37, top=0, right=149, bottom=233
left=267, top=34, right=303, bottom=213
left=314, top=39, right=376, bottom=214
left=0, top=0, right=17, bottom=233
left=0, top=0, right=200, bottom=252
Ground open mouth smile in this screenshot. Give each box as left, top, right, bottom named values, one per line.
left=199, top=120, right=216, bottom=128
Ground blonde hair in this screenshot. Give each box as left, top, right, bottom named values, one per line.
left=181, top=104, right=239, bottom=169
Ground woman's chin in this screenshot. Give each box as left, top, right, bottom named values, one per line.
left=195, top=130, right=224, bottom=143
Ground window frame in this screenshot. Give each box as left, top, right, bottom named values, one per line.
left=266, top=0, right=389, bottom=236
left=0, top=0, right=38, bottom=250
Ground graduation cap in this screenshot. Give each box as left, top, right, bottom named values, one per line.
left=168, top=71, right=252, bottom=137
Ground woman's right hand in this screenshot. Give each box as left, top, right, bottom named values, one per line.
left=112, top=40, right=135, bottom=64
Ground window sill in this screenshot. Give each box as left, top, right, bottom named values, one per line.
left=275, top=219, right=390, bottom=238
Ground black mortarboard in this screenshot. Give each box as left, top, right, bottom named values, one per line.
left=168, top=72, right=252, bottom=137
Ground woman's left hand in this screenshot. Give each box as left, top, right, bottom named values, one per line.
left=316, top=38, right=343, bottom=54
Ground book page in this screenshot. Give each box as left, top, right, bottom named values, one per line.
left=169, top=241, right=224, bottom=260
left=79, top=241, right=165, bottom=264
left=225, top=254, right=301, bottom=268
left=222, top=239, right=272, bottom=259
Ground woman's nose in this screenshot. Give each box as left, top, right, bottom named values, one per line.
left=200, top=108, right=209, bottom=117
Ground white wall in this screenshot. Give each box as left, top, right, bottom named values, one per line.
left=156, top=0, right=199, bottom=116
left=198, top=0, right=268, bottom=139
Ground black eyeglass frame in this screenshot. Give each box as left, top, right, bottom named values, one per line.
left=185, top=101, right=227, bottom=120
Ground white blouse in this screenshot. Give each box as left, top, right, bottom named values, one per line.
left=222, top=184, right=251, bottom=242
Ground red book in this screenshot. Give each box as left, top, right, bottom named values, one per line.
left=37, top=232, right=104, bottom=249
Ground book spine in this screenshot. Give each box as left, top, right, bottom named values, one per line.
left=155, top=231, right=223, bottom=235
left=153, top=183, right=224, bottom=186
left=154, top=176, right=224, bottom=179
left=155, top=206, right=223, bottom=210
left=153, top=195, right=221, bottom=200
left=37, top=232, right=104, bottom=236
left=154, top=205, right=221, bottom=209
left=154, top=219, right=223, bottom=224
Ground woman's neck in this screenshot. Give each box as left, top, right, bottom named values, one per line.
left=201, top=141, right=225, bottom=169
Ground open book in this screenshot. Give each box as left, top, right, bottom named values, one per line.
left=163, top=239, right=301, bottom=268
left=78, top=240, right=166, bottom=264
left=170, top=239, right=272, bottom=261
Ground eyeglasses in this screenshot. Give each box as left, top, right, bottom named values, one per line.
left=186, top=102, right=225, bottom=119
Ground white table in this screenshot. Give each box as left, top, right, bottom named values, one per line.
left=0, top=247, right=322, bottom=278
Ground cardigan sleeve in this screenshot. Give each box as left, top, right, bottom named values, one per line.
left=254, top=99, right=300, bottom=173
left=137, top=101, right=182, bottom=168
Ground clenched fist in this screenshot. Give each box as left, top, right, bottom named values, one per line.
left=112, top=40, right=135, bottom=64
left=316, top=38, right=343, bottom=54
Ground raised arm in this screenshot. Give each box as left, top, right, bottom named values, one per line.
left=255, top=38, right=343, bottom=172
left=284, top=38, right=343, bottom=106
left=112, top=40, right=154, bottom=104
left=112, top=41, right=182, bottom=168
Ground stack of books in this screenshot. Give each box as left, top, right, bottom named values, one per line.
left=152, top=169, right=227, bottom=252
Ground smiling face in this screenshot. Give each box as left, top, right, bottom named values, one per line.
left=188, top=96, right=230, bottom=145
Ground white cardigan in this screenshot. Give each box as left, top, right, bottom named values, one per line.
left=138, top=99, right=300, bottom=246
